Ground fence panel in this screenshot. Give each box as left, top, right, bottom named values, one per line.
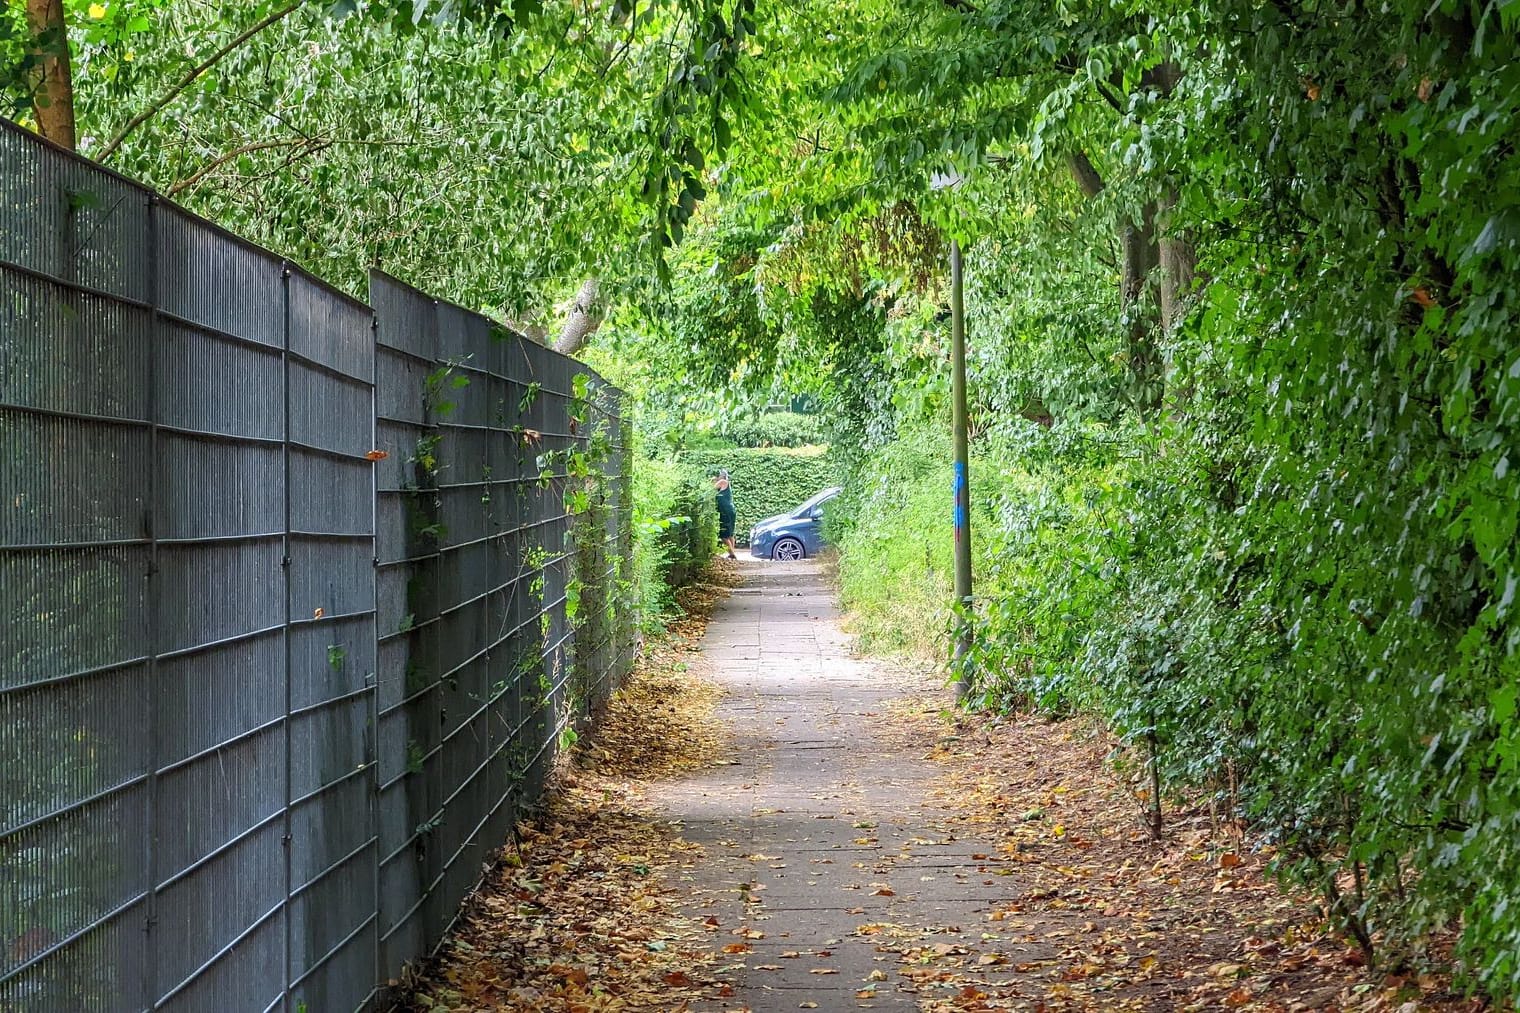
left=368, top=273, right=633, bottom=990
left=283, top=271, right=380, bottom=1013
left=1, top=120, right=635, bottom=1013
left=3, top=124, right=163, bottom=1013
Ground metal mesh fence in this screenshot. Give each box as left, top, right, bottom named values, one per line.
left=1, top=121, right=634, bottom=1012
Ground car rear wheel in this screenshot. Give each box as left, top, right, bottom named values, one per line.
left=772, top=537, right=805, bottom=561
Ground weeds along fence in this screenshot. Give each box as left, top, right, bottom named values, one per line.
left=0, top=120, right=635, bottom=1011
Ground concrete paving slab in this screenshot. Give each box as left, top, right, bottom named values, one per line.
left=643, top=558, right=1040, bottom=1011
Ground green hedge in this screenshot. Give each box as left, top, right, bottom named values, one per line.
left=720, top=411, right=827, bottom=449
left=681, top=446, right=836, bottom=545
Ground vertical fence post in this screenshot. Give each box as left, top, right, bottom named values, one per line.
left=483, top=331, right=499, bottom=877
left=369, top=308, right=384, bottom=1007
left=949, top=237, right=973, bottom=702
left=143, top=188, right=162, bottom=1013
left=279, top=260, right=294, bottom=1013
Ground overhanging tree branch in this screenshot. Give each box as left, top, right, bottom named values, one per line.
left=167, top=137, right=309, bottom=196
left=1066, top=150, right=1105, bottom=197
left=95, top=1, right=303, bottom=162
left=168, top=134, right=455, bottom=197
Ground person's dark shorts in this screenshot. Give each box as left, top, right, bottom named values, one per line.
left=718, top=510, right=735, bottom=540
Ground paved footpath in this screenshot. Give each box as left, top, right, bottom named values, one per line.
left=650, top=559, right=1036, bottom=1011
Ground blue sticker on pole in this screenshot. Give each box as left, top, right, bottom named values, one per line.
left=952, top=460, right=968, bottom=540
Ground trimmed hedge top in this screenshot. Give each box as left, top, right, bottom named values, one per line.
left=720, top=411, right=828, bottom=449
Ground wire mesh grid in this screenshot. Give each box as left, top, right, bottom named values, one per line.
left=368, top=273, right=633, bottom=991
left=2, top=123, right=635, bottom=1012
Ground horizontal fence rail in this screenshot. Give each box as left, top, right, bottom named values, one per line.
left=0, top=119, right=635, bottom=1012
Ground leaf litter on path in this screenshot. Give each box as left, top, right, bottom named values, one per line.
left=885, top=702, right=1491, bottom=1013
left=396, top=563, right=741, bottom=1012
left=402, top=560, right=1489, bottom=1013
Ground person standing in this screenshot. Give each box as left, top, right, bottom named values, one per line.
left=714, top=469, right=738, bottom=560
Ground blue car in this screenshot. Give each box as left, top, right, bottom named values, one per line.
left=748, top=487, right=842, bottom=561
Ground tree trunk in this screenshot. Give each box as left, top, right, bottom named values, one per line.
left=552, top=278, right=604, bottom=356
left=1157, top=189, right=1196, bottom=334
left=1133, top=60, right=1183, bottom=413
left=1122, top=200, right=1162, bottom=415
left=1066, top=151, right=1105, bottom=198
left=1067, top=152, right=1165, bottom=413
left=25, top=0, right=76, bottom=151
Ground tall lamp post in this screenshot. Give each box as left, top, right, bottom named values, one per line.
left=932, top=172, right=973, bottom=702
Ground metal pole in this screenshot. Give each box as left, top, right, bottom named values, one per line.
left=279, top=261, right=295, bottom=1012
left=143, top=190, right=163, bottom=1010
left=950, top=238, right=972, bottom=701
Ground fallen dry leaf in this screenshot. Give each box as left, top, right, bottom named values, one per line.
left=396, top=565, right=737, bottom=1013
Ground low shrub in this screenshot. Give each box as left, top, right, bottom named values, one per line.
left=832, top=432, right=954, bottom=658
left=632, top=455, right=717, bottom=627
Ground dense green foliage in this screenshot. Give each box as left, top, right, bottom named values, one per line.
left=719, top=411, right=827, bottom=449
left=3, top=0, right=751, bottom=318
left=638, top=0, right=1520, bottom=994
left=830, top=427, right=954, bottom=654
left=834, top=420, right=1120, bottom=720
left=681, top=446, right=835, bottom=545
left=10, top=0, right=1520, bottom=995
